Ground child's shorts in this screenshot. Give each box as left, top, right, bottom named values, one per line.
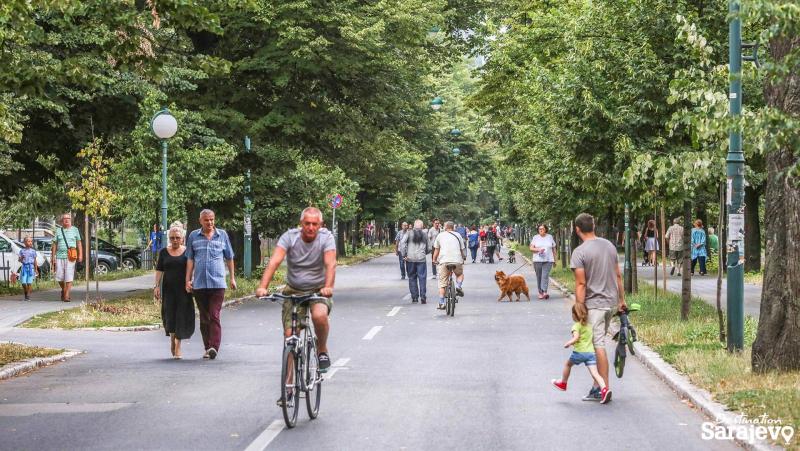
left=20, top=264, right=36, bottom=285
left=569, top=351, right=597, bottom=366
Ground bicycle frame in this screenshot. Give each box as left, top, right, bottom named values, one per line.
left=285, top=300, right=322, bottom=392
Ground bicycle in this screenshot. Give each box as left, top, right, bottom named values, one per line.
left=443, top=264, right=458, bottom=316
left=613, top=303, right=641, bottom=378
left=259, top=292, right=328, bottom=428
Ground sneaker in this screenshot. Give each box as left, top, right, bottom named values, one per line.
left=437, top=303, right=445, bottom=310
left=318, top=352, right=331, bottom=373
left=551, top=379, right=567, bottom=391
left=600, top=387, right=612, bottom=404
left=431, top=275, right=437, bottom=280
left=582, top=387, right=602, bottom=401
left=456, top=287, right=464, bottom=297
left=207, top=348, right=217, bottom=360
left=276, top=392, right=294, bottom=407
left=203, top=351, right=210, bottom=359
left=421, top=298, right=427, bottom=304
left=401, top=276, right=406, bottom=280
left=411, top=298, right=418, bottom=303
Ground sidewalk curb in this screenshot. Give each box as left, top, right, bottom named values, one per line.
left=546, top=274, right=781, bottom=451
left=0, top=348, right=83, bottom=381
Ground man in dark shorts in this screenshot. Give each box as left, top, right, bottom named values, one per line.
left=256, top=207, right=336, bottom=372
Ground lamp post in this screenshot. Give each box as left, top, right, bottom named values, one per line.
left=150, top=109, right=178, bottom=251
left=726, top=0, right=745, bottom=352
left=243, top=136, right=253, bottom=278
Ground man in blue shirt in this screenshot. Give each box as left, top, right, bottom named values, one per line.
left=185, top=209, right=236, bottom=359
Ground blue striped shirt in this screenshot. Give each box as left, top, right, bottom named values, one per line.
left=185, top=228, right=235, bottom=289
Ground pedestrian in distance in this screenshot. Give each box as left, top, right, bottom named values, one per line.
left=399, top=219, right=430, bottom=304
left=467, top=226, right=480, bottom=263
left=456, top=223, right=467, bottom=241
left=707, top=226, right=719, bottom=265
left=493, top=222, right=504, bottom=261
left=427, top=219, right=442, bottom=279
left=644, top=219, right=659, bottom=266
left=18, top=237, right=39, bottom=301
left=154, top=223, right=195, bottom=359
left=485, top=225, right=498, bottom=264
left=691, top=219, right=707, bottom=276
left=665, top=217, right=684, bottom=276
left=255, top=207, right=336, bottom=373
left=530, top=224, right=557, bottom=299
left=394, top=222, right=409, bottom=279
left=185, top=209, right=236, bottom=360
left=551, top=303, right=612, bottom=404
left=570, top=213, right=626, bottom=402
left=51, top=213, right=83, bottom=302
left=147, top=223, right=162, bottom=258
left=432, top=221, right=467, bottom=309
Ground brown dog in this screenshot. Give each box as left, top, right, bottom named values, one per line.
left=494, top=270, right=531, bottom=302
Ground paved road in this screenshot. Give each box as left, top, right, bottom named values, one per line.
left=0, top=273, right=153, bottom=329
left=623, top=262, right=762, bottom=318
left=0, top=255, right=736, bottom=450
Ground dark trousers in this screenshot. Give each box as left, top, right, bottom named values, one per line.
left=194, top=288, right=225, bottom=351
left=430, top=256, right=437, bottom=276
left=486, top=246, right=496, bottom=263
left=469, top=246, right=478, bottom=261
left=407, top=261, right=427, bottom=300
left=397, top=253, right=406, bottom=277
left=691, top=257, right=707, bottom=275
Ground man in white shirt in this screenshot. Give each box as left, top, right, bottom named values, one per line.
left=432, top=221, right=467, bottom=309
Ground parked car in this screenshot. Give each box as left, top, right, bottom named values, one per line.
left=94, top=237, right=142, bottom=270
left=0, top=232, right=49, bottom=282
left=33, top=237, right=120, bottom=275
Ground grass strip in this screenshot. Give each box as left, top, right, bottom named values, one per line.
left=0, top=269, right=152, bottom=297
left=548, top=269, right=799, bottom=450
left=338, top=245, right=393, bottom=266
left=0, top=343, right=64, bottom=366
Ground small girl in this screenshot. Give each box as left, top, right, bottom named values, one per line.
left=18, top=237, right=39, bottom=301
left=551, top=304, right=611, bottom=404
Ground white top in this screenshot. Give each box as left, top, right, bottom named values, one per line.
left=530, top=234, right=556, bottom=262
left=433, top=231, right=466, bottom=264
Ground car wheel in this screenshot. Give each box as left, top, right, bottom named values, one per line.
left=122, top=258, right=138, bottom=271
left=95, top=262, right=111, bottom=275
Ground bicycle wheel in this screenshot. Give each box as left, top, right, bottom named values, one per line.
left=614, top=342, right=626, bottom=378
left=628, top=326, right=638, bottom=356
left=304, top=332, right=322, bottom=419
left=280, top=345, right=300, bottom=428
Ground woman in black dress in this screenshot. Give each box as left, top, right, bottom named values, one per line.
left=153, top=224, right=195, bottom=359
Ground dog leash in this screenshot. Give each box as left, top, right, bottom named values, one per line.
left=507, top=261, right=530, bottom=276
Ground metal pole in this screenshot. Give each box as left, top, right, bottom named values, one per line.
left=332, top=208, right=337, bottom=241
left=624, top=203, right=632, bottom=294
left=160, top=140, right=168, bottom=251
left=726, top=0, right=745, bottom=352
left=243, top=136, right=252, bottom=278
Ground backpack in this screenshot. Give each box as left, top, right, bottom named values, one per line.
left=468, top=233, right=479, bottom=248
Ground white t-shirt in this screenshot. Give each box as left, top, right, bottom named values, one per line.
left=530, top=234, right=556, bottom=262
left=433, top=231, right=466, bottom=264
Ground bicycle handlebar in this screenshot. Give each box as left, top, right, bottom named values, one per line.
left=258, top=293, right=328, bottom=304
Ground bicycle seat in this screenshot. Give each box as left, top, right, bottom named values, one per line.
left=446, top=264, right=457, bottom=270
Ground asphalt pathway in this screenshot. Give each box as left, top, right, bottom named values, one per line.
left=0, top=254, right=737, bottom=450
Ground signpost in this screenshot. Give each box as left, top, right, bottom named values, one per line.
left=243, top=136, right=253, bottom=278
left=328, top=193, right=343, bottom=239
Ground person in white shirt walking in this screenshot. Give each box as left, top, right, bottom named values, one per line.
left=530, top=224, right=558, bottom=299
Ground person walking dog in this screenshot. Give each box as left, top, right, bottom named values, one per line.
left=185, top=209, right=236, bottom=360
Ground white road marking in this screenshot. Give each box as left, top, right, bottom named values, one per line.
left=387, top=306, right=402, bottom=317
left=323, top=358, right=351, bottom=380
left=323, top=368, right=341, bottom=380
left=332, top=358, right=350, bottom=367
left=244, top=420, right=284, bottom=451
left=402, top=293, right=411, bottom=301
left=362, top=326, right=383, bottom=340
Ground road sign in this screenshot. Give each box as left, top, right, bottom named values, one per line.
left=329, top=194, right=343, bottom=209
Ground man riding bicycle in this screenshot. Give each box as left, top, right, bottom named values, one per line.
left=256, top=207, right=336, bottom=373
left=432, top=221, right=467, bottom=310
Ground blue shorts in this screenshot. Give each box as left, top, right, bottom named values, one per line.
left=569, top=351, right=597, bottom=366
left=20, top=264, right=36, bottom=285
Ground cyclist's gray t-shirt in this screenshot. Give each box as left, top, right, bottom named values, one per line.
left=277, top=228, right=336, bottom=291
left=570, top=237, right=619, bottom=310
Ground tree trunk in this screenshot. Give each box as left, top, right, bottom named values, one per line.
left=681, top=201, right=692, bottom=320
left=744, top=183, right=762, bottom=272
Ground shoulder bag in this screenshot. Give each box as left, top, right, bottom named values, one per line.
left=61, top=227, right=78, bottom=262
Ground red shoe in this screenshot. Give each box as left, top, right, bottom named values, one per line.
left=551, top=379, right=567, bottom=391
left=600, top=387, right=612, bottom=404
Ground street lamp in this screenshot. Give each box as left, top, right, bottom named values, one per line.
left=151, top=109, right=177, bottom=251
left=451, top=147, right=460, bottom=156
left=450, top=128, right=462, bottom=138
left=430, top=97, right=443, bottom=111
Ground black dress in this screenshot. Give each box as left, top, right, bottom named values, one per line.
left=157, top=248, right=195, bottom=339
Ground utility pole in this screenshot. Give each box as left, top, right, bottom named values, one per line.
left=726, top=0, right=745, bottom=352
left=624, top=203, right=632, bottom=294
left=243, top=136, right=253, bottom=278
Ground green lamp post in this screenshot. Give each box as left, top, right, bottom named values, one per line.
left=243, top=136, right=253, bottom=278
left=150, top=109, right=178, bottom=251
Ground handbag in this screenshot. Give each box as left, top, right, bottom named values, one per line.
left=60, top=227, right=78, bottom=262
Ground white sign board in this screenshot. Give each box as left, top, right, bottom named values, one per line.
left=244, top=214, right=252, bottom=237
left=727, top=213, right=744, bottom=244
